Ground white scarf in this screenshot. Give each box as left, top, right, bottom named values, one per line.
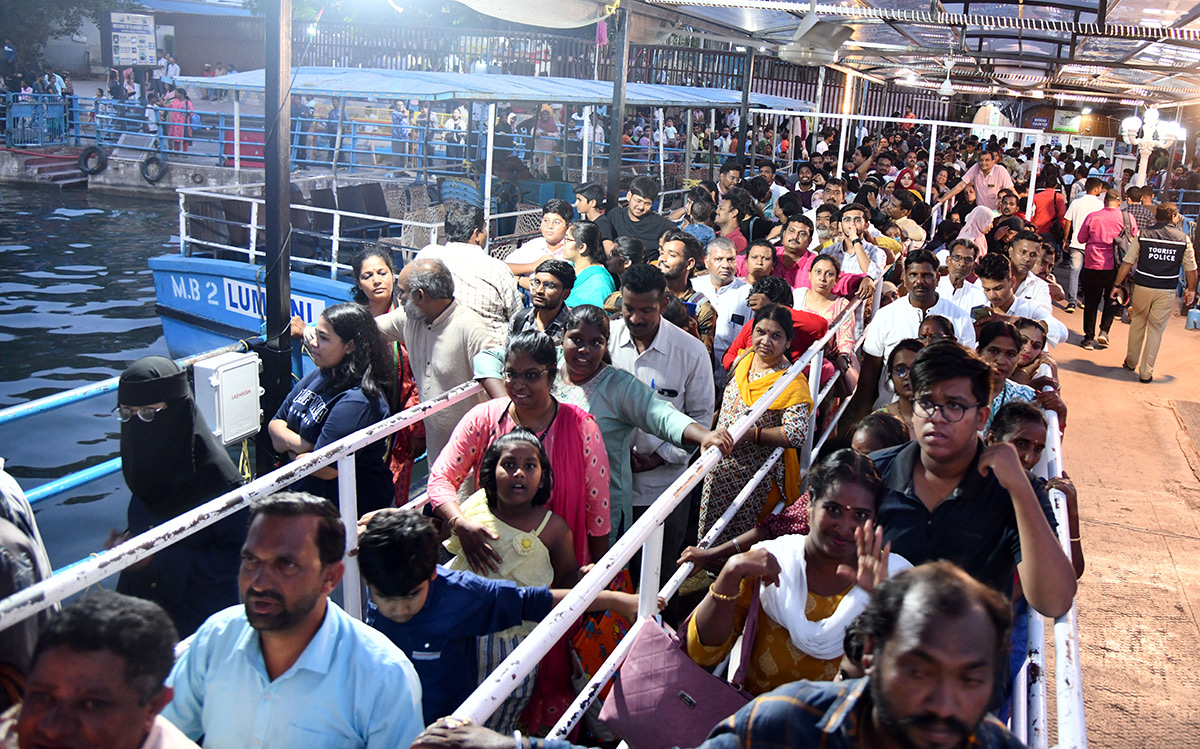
left=756, top=534, right=912, bottom=661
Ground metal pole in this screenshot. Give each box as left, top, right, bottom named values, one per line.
left=812, top=66, right=825, bottom=158
left=605, top=5, right=630, bottom=211
left=582, top=105, right=592, bottom=183
left=836, top=111, right=848, bottom=181
left=738, top=48, right=754, bottom=165
left=258, top=0, right=293, bottom=475
left=657, top=107, right=666, bottom=198
left=233, top=91, right=242, bottom=182
left=925, top=122, right=938, bottom=203
left=1027, top=132, right=1043, bottom=220
left=484, top=102, right=496, bottom=232
left=709, top=108, right=716, bottom=181
left=684, top=108, right=694, bottom=182
left=337, top=455, right=363, bottom=620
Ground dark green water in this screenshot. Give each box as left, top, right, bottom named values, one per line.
left=0, top=187, right=176, bottom=569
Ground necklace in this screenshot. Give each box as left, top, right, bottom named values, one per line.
left=510, top=399, right=559, bottom=442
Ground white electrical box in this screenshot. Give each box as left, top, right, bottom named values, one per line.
left=193, top=351, right=264, bottom=445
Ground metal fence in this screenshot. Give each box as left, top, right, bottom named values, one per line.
left=3, top=93, right=68, bottom=148
left=0, top=293, right=1085, bottom=747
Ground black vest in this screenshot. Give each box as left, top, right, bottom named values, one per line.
left=1134, top=225, right=1189, bottom=290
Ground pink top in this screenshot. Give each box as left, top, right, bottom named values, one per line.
left=961, top=162, right=1015, bottom=210
left=427, top=398, right=612, bottom=563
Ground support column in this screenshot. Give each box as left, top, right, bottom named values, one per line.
left=258, top=0, right=293, bottom=474
left=737, top=47, right=754, bottom=165
left=605, top=6, right=630, bottom=210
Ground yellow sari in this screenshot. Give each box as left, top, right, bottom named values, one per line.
left=732, top=350, right=813, bottom=504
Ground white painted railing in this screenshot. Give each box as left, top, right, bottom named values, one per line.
left=453, top=299, right=861, bottom=726
left=0, top=380, right=483, bottom=630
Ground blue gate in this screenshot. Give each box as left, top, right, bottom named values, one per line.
left=4, top=94, right=68, bottom=147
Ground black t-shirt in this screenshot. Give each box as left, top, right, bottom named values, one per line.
left=740, top=215, right=778, bottom=243
left=869, top=440, right=1058, bottom=598
left=604, top=207, right=675, bottom=249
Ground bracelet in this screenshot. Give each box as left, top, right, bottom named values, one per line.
left=448, top=516, right=461, bottom=535
left=708, top=587, right=737, bottom=602
left=754, top=427, right=762, bottom=444
left=513, top=730, right=525, bottom=749
left=1069, top=536, right=1081, bottom=543
left=732, top=538, right=743, bottom=553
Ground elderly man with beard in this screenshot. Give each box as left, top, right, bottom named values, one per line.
left=411, top=562, right=1027, bottom=749
left=162, top=493, right=423, bottom=749
left=375, top=258, right=496, bottom=463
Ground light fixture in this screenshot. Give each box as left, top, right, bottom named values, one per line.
left=1081, top=106, right=1092, bottom=114
left=937, top=59, right=954, bottom=97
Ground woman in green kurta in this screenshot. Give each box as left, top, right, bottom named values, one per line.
left=553, top=305, right=733, bottom=536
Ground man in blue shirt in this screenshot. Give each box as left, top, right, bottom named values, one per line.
left=412, top=562, right=1027, bottom=749
left=161, top=492, right=424, bottom=748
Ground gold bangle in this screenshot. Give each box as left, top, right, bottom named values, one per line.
left=708, top=587, right=737, bottom=602
left=732, top=538, right=743, bottom=553
left=1069, top=536, right=1081, bottom=543
left=448, top=516, right=461, bottom=535
left=754, top=427, right=762, bottom=444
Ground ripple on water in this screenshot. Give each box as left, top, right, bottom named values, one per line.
left=0, top=244, right=31, bottom=252
left=69, top=243, right=93, bottom=248
left=51, top=208, right=105, bottom=218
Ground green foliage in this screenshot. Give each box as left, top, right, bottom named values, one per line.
left=0, top=0, right=130, bottom=61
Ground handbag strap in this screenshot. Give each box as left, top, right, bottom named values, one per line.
left=728, top=584, right=762, bottom=691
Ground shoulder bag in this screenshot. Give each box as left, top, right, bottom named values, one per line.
left=597, top=585, right=761, bottom=749
left=1114, top=210, right=1139, bottom=268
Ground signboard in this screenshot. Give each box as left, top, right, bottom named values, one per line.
left=1031, top=115, right=1050, bottom=130
left=110, top=12, right=156, bottom=67
left=1052, top=109, right=1081, bottom=133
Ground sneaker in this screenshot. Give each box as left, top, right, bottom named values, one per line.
left=1098, top=330, right=1109, bottom=346
left=1065, top=303, right=1076, bottom=313
left=1081, top=337, right=1095, bottom=350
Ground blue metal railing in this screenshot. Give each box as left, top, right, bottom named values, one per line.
left=0, top=338, right=261, bottom=505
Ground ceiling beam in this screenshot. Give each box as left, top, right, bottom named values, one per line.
left=839, top=45, right=1194, bottom=76
left=1113, top=4, right=1200, bottom=64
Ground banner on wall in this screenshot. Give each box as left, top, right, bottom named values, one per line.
left=1052, top=109, right=1082, bottom=133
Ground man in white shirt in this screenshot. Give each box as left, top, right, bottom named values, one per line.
left=416, top=203, right=523, bottom=342
left=824, top=204, right=887, bottom=279
left=1006, top=231, right=1055, bottom=312
left=1062, top=177, right=1106, bottom=312
left=975, top=253, right=1068, bottom=347
left=936, top=239, right=989, bottom=315
left=609, top=263, right=714, bottom=574
left=845, top=249, right=977, bottom=422
left=691, top=237, right=752, bottom=379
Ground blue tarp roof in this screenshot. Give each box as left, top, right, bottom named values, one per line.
left=135, top=0, right=254, bottom=16
left=174, top=67, right=814, bottom=110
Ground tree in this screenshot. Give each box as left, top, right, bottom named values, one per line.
left=0, top=0, right=130, bottom=64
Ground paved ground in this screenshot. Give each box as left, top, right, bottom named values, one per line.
left=1050, top=291, right=1200, bottom=746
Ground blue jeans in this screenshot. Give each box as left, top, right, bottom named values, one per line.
left=1066, top=248, right=1084, bottom=304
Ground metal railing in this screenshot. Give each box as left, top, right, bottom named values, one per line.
left=453, top=299, right=860, bottom=726
left=0, top=339, right=262, bottom=506
left=0, top=379, right=484, bottom=631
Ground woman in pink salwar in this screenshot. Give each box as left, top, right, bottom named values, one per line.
left=167, top=87, right=193, bottom=153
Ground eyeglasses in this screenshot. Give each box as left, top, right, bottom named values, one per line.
left=912, top=397, right=982, bottom=423
left=113, top=405, right=168, bottom=423
left=529, top=279, right=560, bottom=292
left=891, top=364, right=911, bottom=378
left=502, top=368, right=548, bottom=383
left=948, top=255, right=975, bottom=264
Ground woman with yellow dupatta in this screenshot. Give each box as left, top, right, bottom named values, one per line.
left=698, top=304, right=812, bottom=549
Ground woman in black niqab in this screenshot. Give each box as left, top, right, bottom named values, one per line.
left=114, top=356, right=246, bottom=636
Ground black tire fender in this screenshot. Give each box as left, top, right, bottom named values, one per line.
left=77, top=146, right=107, bottom=175
left=140, top=155, right=168, bottom=184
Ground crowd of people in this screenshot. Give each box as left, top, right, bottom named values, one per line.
left=7, top=107, right=1200, bottom=749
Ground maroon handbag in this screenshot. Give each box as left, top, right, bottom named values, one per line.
left=598, top=587, right=761, bottom=749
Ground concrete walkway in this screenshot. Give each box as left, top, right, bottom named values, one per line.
left=1051, top=291, right=1200, bottom=746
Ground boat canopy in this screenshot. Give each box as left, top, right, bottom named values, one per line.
left=173, top=67, right=814, bottom=111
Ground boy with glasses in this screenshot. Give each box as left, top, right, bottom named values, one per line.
left=867, top=342, right=1076, bottom=617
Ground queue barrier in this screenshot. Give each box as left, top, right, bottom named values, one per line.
left=0, top=289, right=1085, bottom=746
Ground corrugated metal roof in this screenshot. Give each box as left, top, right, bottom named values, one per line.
left=134, top=0, right=253, bottom=16
left=173, top=67, right=814, bottom=110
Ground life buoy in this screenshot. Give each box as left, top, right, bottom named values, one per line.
left=77, top=146, right=107, bottom=175
left=140, top=155, right=168, bottom=184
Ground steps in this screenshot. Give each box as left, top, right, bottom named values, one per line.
left=7, top=149, right=88, bottom=189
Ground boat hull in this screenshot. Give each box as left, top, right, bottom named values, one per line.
left=149, top=255, right=354, bottom=366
